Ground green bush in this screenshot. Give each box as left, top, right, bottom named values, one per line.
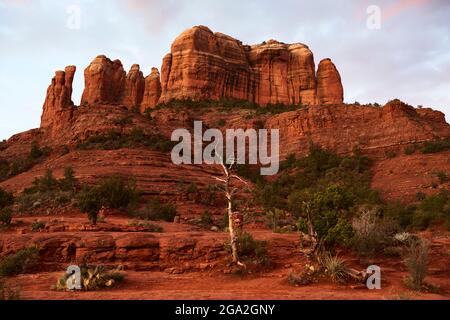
left=200, top=210, right=213, bottom=227
left=0, top=247, right=40, bottom=277
left=420, top=138, right=450, bottom=154
left=0, top=160, right=9, bottom=182
left=0, top=188, right=13, bottom=209
left=31, top=221, right=46, bottom=232
left=404, top=145, right=417, bottom=155
left=76, top=176, right=139, bottom=224
left=0, top=208, right=13, bottom=226
left=133, top=199, right=177, bottom=222
left=232, top=232, right=269, bottom=263
left=436, top=171, right=449, bottom=184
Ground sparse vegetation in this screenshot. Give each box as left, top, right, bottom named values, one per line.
left=0, top=278, right=21, bottom=300
left=128, top=220, right=163, bottom=232
left=76, top=128, right=175, bottom=153
left=17, top=167, right=77, bottom=212
left=150, top=98, right=303, bottom=116
left=404, top=145, right=417, bottom=155
left=0, top=188, right=13, bottom=209
left=435, top=171, right=449, bottom=184
left=0, top=208, right=13, bottom=226
left=351, top=206, right=398, bottom=256
left=404, top=239, right=429, bottom=291
left=420, top=138, right=450, bottom=154
left=132, top=199, right=177, bottom=222
left=0, top=247, right=40, bottom=277
left=31, top=221, right=46, bottom=232
left=6, top=142, right=51, bottom=179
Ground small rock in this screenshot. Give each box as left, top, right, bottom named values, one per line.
left=210, top=226, right=219, bottom=232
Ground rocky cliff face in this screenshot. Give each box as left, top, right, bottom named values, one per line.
left=120, top=64, right=145, bottom=110
left=160, top=26, right=341, bottom=106
left=141, top=68, right=162, bottom=112
left=41, top=66, right=76, bottom=130
left=317, top=59, right=344, bottom=105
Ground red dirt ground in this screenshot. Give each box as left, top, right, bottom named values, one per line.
left=2, top=214, right=449, bottom=300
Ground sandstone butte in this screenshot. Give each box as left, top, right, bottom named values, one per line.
left=2, top=25, right=450, bottom=202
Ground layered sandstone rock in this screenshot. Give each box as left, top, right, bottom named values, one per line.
left=81, top=55, right=126, bottom=106
left=120, top=64, right=145, bottom=110
left=159, top=26, right=340, bottom=106
left=141, top=67, right=162, bottom=112
left=316, top=59, right=344, bottom=105
left=41, top=66, right=76, bottom=129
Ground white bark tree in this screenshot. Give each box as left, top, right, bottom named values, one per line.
left=213, top=156, right=249, bottom=268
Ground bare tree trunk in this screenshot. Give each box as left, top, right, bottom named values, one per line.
left=227, top=195, right=239, bottom=264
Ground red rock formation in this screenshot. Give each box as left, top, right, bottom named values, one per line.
left=316, top=59, right=344, bottom=105
left=120, top=64, right=145, bottom=110
left=41, top=66, right=76, bottom=129
left=141, top=67, right=162, bottom=112
left=81, top=55, right=126, bottom=106
left=160, top=26, right=321, bottom=106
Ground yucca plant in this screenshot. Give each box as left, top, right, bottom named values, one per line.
left=55, top=265, right=124, bottom=291
left=321, top=254, right=349, bottom=284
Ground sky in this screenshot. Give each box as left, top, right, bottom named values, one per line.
left=0, top=0, right=449, bottom=140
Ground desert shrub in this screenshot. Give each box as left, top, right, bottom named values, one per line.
left=352, top=207, right=399, bottom=256
left=321, top=254, right=349, bottom=283
left=385, top=150, right=397, bottom=159
left=55, top=265, right=124, bottom=291
left=0, top=278, right=20, bottom=300
left=436, top=171, right=449, bottom=184
left=76, top=175, right=139, bottom=224
left=133, top=199, right=177, bottom=222
left=232, top=232, right=268, bottom=264
left=404, top=239, right=428, bottom=291
left=410, top=190, right=450, bottom=230
left=0, top=188, right=13, bottom=209
left=265, top=208, right=283, bottom=231
left=420, top=138, right=450, bottom=154
left=31, top=169, right=59, bottom=193
left=404, top=145, right=417, bottom=155
left=0, top=208, right=13, bottom=226
left=287, top=265, right=318, bottom=286
left=0, top=160, right=9, bottom=181
left=31, top=221, right=45, bottom=232
left=59, top=166, right=76, bottom=191
left=0, top=247, right=39, bottom=277
left=199, top=210, right=213, bottom=227
left=128, top=220, right=163, bottom=232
